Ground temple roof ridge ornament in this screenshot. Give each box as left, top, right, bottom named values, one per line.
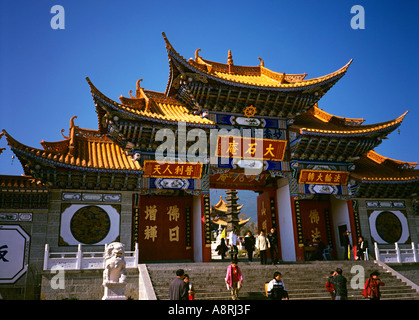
left=162, top=32, right=352, bottom=90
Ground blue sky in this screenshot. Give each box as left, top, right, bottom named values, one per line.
left=1, top=0, right=418, bottom=181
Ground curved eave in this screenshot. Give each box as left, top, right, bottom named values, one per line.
left=211, top=217, right=250, bottom=226
left=0, top=175, right=48, bottom=190
left=2, top=129, right=143, bottom=175
left=162, top=33, right=352, bottom=92
left=359, top=177, right=419, bottom=184
left=86, top=77, right=216, bottom=129
left=298, top=111, right=408, bottom=137
left=311, top=104, right=365, bottom=124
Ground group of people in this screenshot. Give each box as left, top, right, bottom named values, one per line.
left=169, top=264, right=385, bottom=301
left=215, top=227, right=280, bottom=265
left=342, top=231, right=369, bottom=261
left=168, top=260, right=289, bottom=301
left=325, top=268, right=385, bottom=300
left=217, top=228, right=370, bottom=263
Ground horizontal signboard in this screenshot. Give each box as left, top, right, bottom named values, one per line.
left=143, top=161, right=203, bottom=179
left=216, top=135, right=287, bottom=161
left=298, top=169, right=349, bottom=186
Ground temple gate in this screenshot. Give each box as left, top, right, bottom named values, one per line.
left=2, top=33, right=417, bottom=268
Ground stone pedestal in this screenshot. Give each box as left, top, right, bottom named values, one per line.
left=102, top=281, right=127, bottom=300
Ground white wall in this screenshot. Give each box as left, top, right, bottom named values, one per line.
left=330, top=196, right=351, bottom=260
left=193, top=195, right=203, bottom=262
left=276, top=184, right=296, bottom=261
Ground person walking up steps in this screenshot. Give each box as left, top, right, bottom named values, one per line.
left=225, top=259, right=243, bottom=300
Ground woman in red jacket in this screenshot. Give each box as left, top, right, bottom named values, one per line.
left=363, top=271, right=385, bottom=300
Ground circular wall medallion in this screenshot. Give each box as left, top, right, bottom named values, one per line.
left=369, top=210, right=409, bottom=244
left=375, top=211, right=402, bottom=243
left=70, top=206, right=110, bottom=244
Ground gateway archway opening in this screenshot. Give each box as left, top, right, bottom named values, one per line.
left=210, top=188, right=259, bottom=261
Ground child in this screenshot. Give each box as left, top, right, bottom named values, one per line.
left=184, top=274, right=195, bottom=300
left=267, top=272, right=289, bottom=300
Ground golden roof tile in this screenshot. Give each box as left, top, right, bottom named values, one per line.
left=352, top=150, right=419, bottom=182
left=87, top=77, right=215, bottom=127
left=2, top=121, right=142, bottom=172
left=294, top=107, right=408, bottom=136
left=162, top=32, right=352, bottom=89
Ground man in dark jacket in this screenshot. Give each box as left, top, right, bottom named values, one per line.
left=330, top=268, right=348, bottom=300
left=267, top=228, right=280, bottom=264
left=243, top=231, right=256, bottom=262
left=169, top=269, right=189, bottom=300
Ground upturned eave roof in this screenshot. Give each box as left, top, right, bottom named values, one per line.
left=2, top=120, right=142, bottom=174
left=352, top=150, right=419, bottom=183
left=292, top=105, right=408, bottom=137
left=86, top=77, right=215, bottom=128
left=162, top=32, right=352, bottom=92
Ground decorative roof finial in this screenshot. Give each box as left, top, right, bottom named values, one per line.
left=195, top=48, right=201, bottom=61
left=136, top=78, right=143, bottom=98
left=70, top=115, right=77, bottom=129
left=258, top=57, right=264, bottom=67
left=227, top=50, right=234, bottom=66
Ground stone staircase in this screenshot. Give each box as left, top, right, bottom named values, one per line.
left=146, top=260, right=419, bottom=300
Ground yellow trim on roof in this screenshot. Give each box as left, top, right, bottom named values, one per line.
left=367, top=150, right=417, bottom=168
left=300, top=111, right=408, bottom=135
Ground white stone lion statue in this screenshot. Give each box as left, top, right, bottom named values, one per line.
left=103, top=242, right=127, bottom=285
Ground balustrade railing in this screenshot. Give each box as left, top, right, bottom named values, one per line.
left=43, top=243, right=139, bottom=270
left=374, top=242, right=418, bottom=263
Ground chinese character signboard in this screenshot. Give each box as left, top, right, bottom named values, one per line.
left=298, top=169, right=349, bottom=186
left=210, top=170, right=270, bottom=189
left=216, top=135, right=287, bottom=161
left=143, top=161, right=203, bottom=179
left=299, top=200, right=332, bottom=250
left=137, top=196, right=193, bottom=261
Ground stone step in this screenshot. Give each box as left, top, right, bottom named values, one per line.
left=147, top=261, right=419, bottom=300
